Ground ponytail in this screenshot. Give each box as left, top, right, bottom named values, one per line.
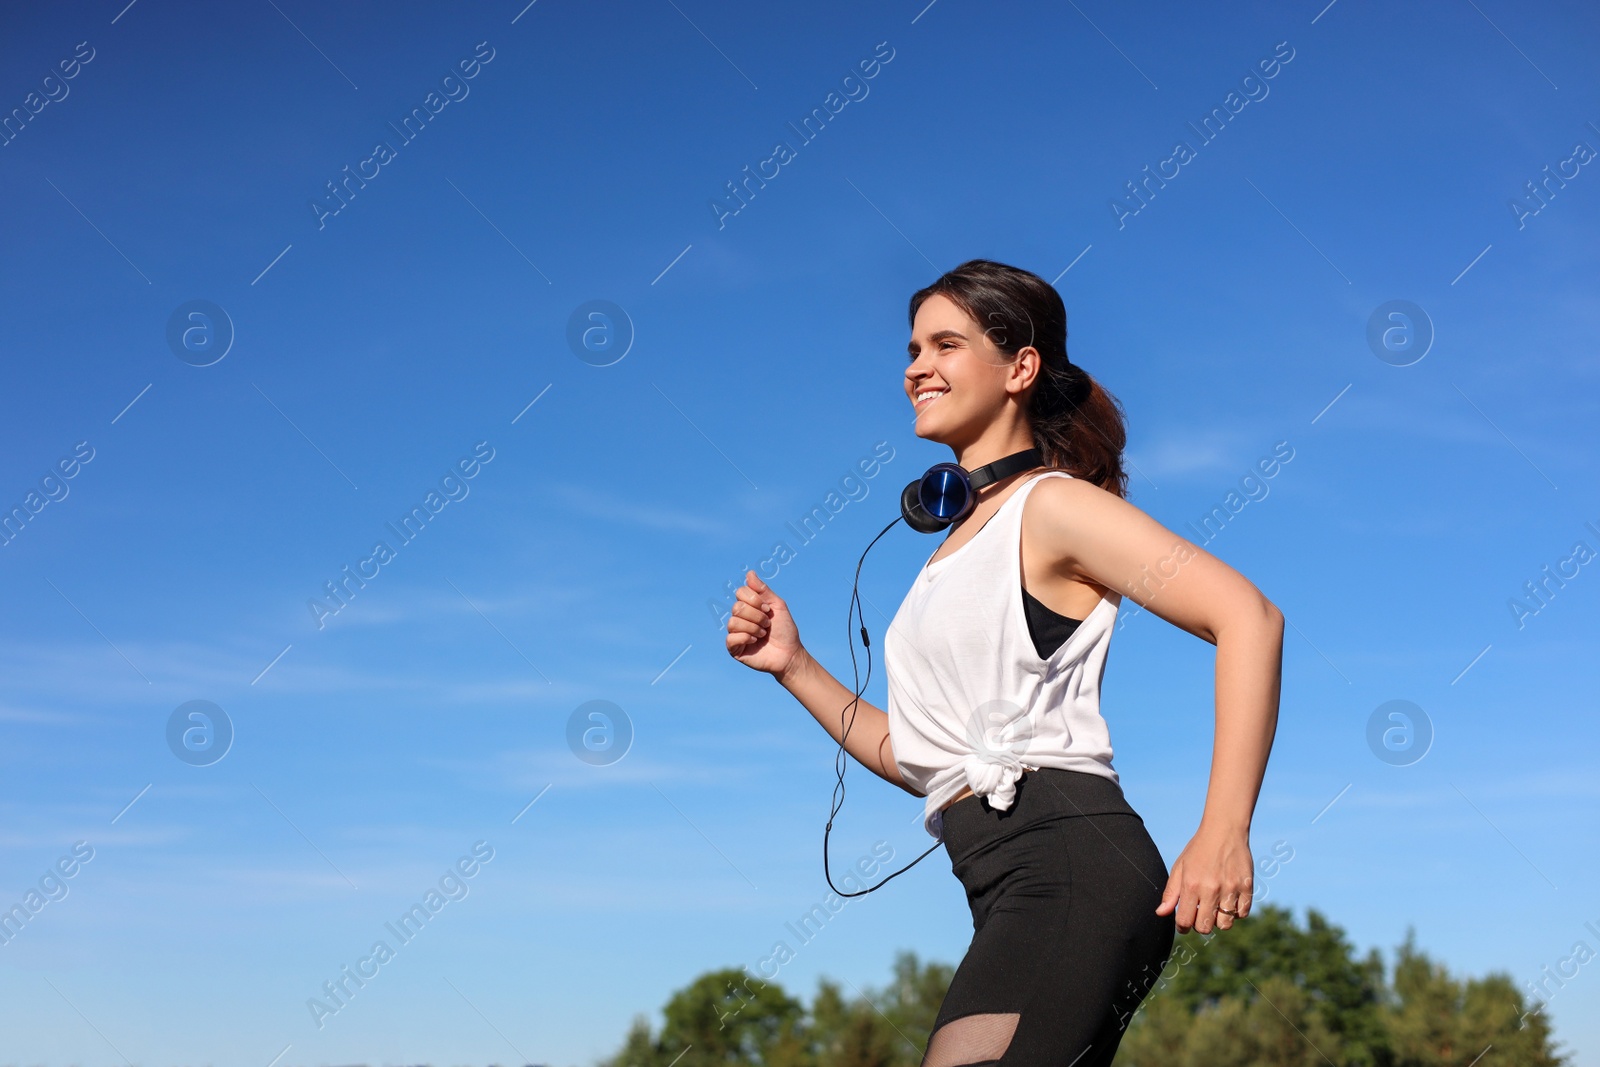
left=908, top=259, right=1129, bottom=498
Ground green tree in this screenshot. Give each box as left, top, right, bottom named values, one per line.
left=1111, top=987, right=1194, bottom=1065
left=1180, top=973, right=1346, bottom=1067
left=1384, top=929, right=1568, bottom=1067
left=809, top=980, right=901, bottom=1067
left=604, top=1015, right=663, bottom=1067
left=598, top=967, right=807, bottom=1067
left=869, top=950, right=956, bottom=1058
left=600, top=911, right=1572, bottom=1067
left=659, top=968, right=808, bottom=1067
left=1116, top=909, right=1570, bottom=1067
left=1131, top=904, right=1386, bottom=1065
left=805, top=951, right=954, bottom=1066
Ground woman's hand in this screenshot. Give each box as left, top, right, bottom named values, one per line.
left=1155, top=822, right=1254, bottom=934
left=725, top=571, right=804, bottom=678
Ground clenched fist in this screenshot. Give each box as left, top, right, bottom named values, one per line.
left=725, top=570, right=804, bottom=678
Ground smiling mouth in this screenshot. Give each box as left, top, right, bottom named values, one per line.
left=914, top=388, right=949, bottom=410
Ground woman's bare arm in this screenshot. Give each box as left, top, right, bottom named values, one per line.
left=1025, top=478, right=1284, bottom=933
left=775, top=647, right=917, bottom=795
left=726, top=571, right=918, bottom=796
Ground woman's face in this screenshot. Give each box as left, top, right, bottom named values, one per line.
left=905, top=293, right=1029, bottom=445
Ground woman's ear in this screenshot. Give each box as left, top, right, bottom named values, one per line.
left=1006, top=346, right=1041, bottom=396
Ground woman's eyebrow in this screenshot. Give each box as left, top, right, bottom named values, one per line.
left=907, top=329, right=968, bottom=355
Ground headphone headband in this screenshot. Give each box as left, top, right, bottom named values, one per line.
left=966, top=448, right=1045, bottom=491
left=899, top=447, right=1045, bottom=535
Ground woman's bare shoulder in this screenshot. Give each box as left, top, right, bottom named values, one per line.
left=1023, top=472, right=1163, bottom=566
left=1026, top=471, right=1144, bottom=523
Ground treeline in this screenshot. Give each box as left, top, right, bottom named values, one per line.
left=599, top=904, right=1568, bottom=1067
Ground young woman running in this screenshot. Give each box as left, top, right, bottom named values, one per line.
left=725, top=259, right=1283, bottom=1066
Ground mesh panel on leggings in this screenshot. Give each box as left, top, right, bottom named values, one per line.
left=922, top=1011, right=1020, bottom=1067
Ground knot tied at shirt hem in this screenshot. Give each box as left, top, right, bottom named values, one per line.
left=962, top=751, right=1027, bottom=811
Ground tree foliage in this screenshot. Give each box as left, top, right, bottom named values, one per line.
left=1115, top=909, right=1568, bottom=1067
left=599, top=906, right=1569, bottom=1067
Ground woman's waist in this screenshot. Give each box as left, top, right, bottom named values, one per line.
left=891, top=707, right=1117, bottom=791
left=938, top=765, right=1134, bottom=862
left=890, top=699, right=1119, bottom=835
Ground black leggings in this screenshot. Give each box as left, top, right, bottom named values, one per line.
left=928, top=769, right=1175, bottom=1067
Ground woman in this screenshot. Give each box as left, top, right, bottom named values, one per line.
left=725, top=259, right=1283, bottom=1066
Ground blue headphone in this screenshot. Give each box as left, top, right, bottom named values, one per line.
left=824, top=447, right=1045, bottom=897
left=898, top=447, right=1047, bottom=534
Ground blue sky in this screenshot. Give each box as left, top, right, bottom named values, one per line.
left=1, top=1, right=1598, bottom=1065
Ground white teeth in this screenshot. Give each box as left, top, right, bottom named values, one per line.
left=915, top=388, right=949, bottom=404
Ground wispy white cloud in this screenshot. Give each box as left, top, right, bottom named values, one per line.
left=0, top=636, right=598, bottom=704
left=1128, top=427, right=1258, bottom=481
left=422, top=743, right=771, bottom=797
left=550, top=482, right=734, bottom=537
left=0, top=702, right=85, bottom=725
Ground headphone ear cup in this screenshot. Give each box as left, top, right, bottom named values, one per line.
left=901, top=479, right=949, bottom=534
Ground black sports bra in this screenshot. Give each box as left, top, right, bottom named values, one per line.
left=1021, top=584, right=1083, bottom=658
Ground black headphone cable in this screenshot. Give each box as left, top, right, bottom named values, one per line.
left=823, top=514, right=943, bottom=898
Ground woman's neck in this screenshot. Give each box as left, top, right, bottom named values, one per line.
left=954, top=436, right=1038, bottom=474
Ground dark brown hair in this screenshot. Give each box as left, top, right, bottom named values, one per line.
left=908, top=258, right=1129, bottom=498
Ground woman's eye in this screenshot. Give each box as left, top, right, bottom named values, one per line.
left=909, top=341, right=958, bottom=361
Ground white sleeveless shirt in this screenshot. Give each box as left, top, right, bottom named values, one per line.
left=885, top=470, right=1121, bottom=840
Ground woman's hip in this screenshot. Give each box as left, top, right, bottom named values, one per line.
left=941, top=770, right=1169, bottom=927
left=932, top=799, right=1176, bottom=1060
left=940, top=767, right=1147, bottom=866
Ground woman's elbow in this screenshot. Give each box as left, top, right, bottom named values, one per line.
left=1255, top=597, right=1285, bottom=639
left=1213, top=596, right=1283, bottom=645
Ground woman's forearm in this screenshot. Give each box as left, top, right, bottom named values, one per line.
left=775, top=647, right=918, bottom=796
left=1199, top=603, right=1284, bottom=835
